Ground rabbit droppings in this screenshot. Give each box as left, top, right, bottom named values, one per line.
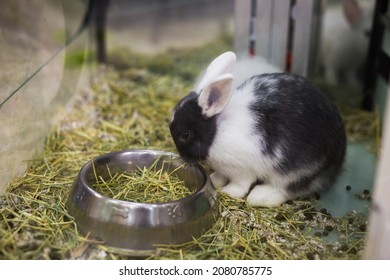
left=170, top=52, right=346, bottom=207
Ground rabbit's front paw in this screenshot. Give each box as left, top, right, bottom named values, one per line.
left=222, top=182, right=250, bottom=198
left=246, top=184, right=290, bottom=207
left=210, top=172, right=228, bottom=190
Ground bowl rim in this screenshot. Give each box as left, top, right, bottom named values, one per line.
left=76, top=149, right=210, bottom=206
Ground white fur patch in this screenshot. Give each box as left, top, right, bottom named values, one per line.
left=247, top=184, right=289, bottom=207
left=170, top=109, right=176, bottom=124
left=244, top=161, right=323, bottom=207
left=170, top=97, right=187, bottom=124
left=207, top=79, right=277, bottom=183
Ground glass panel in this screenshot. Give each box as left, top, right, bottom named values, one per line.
left=0, top=0, right=90, bottom=193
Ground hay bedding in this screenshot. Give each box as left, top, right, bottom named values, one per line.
left=0, top=39, right=374, bottom=259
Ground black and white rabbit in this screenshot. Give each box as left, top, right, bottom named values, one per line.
left=170, top=51, right=346, bottom=207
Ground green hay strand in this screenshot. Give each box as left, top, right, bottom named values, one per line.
left=91, top=164, right=191, bottom=203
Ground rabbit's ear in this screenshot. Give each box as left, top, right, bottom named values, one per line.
left=198, top=73, right=234, bottom=118
left=196, top=52, right=236, bottom=93
left=342, top=0, right=361, bottom=27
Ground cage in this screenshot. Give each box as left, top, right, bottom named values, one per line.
left=0, top=0, right=389, bottom=260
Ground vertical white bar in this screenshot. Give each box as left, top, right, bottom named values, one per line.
left=308, top=0, right=326, bottom=77
left=291, top=0, right=315, bottom=76
left=365, top=80, right=390, bottom=259
left=255, top=0, right=273, bottom=58
left=269, top=0, right=291, bottom=70
left=234, top=0, right=252, bottom=53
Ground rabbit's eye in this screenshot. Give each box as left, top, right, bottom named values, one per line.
left=179, top=130, right=190, bottom=142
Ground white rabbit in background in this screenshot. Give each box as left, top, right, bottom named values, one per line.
left=196, top=53, right=282, bottom=91
left=321, top=0, right=375, bottom=89
left=231, top=53, right=282, bottom=85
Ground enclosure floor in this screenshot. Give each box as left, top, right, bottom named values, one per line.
left=318, top=141, right=375, bottom=216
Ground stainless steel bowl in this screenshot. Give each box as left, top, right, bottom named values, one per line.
left=67, top=149, right=218, bottom=254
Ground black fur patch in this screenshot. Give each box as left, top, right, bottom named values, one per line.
left=170, top=92, right=218, bottom=162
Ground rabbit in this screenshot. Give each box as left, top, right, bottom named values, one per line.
left=321, top=0, right=374, bottom=89
left=169, top=51, right=346, bottom=207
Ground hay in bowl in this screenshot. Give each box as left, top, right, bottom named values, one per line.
left=91, top=158, right=192, bottom=204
